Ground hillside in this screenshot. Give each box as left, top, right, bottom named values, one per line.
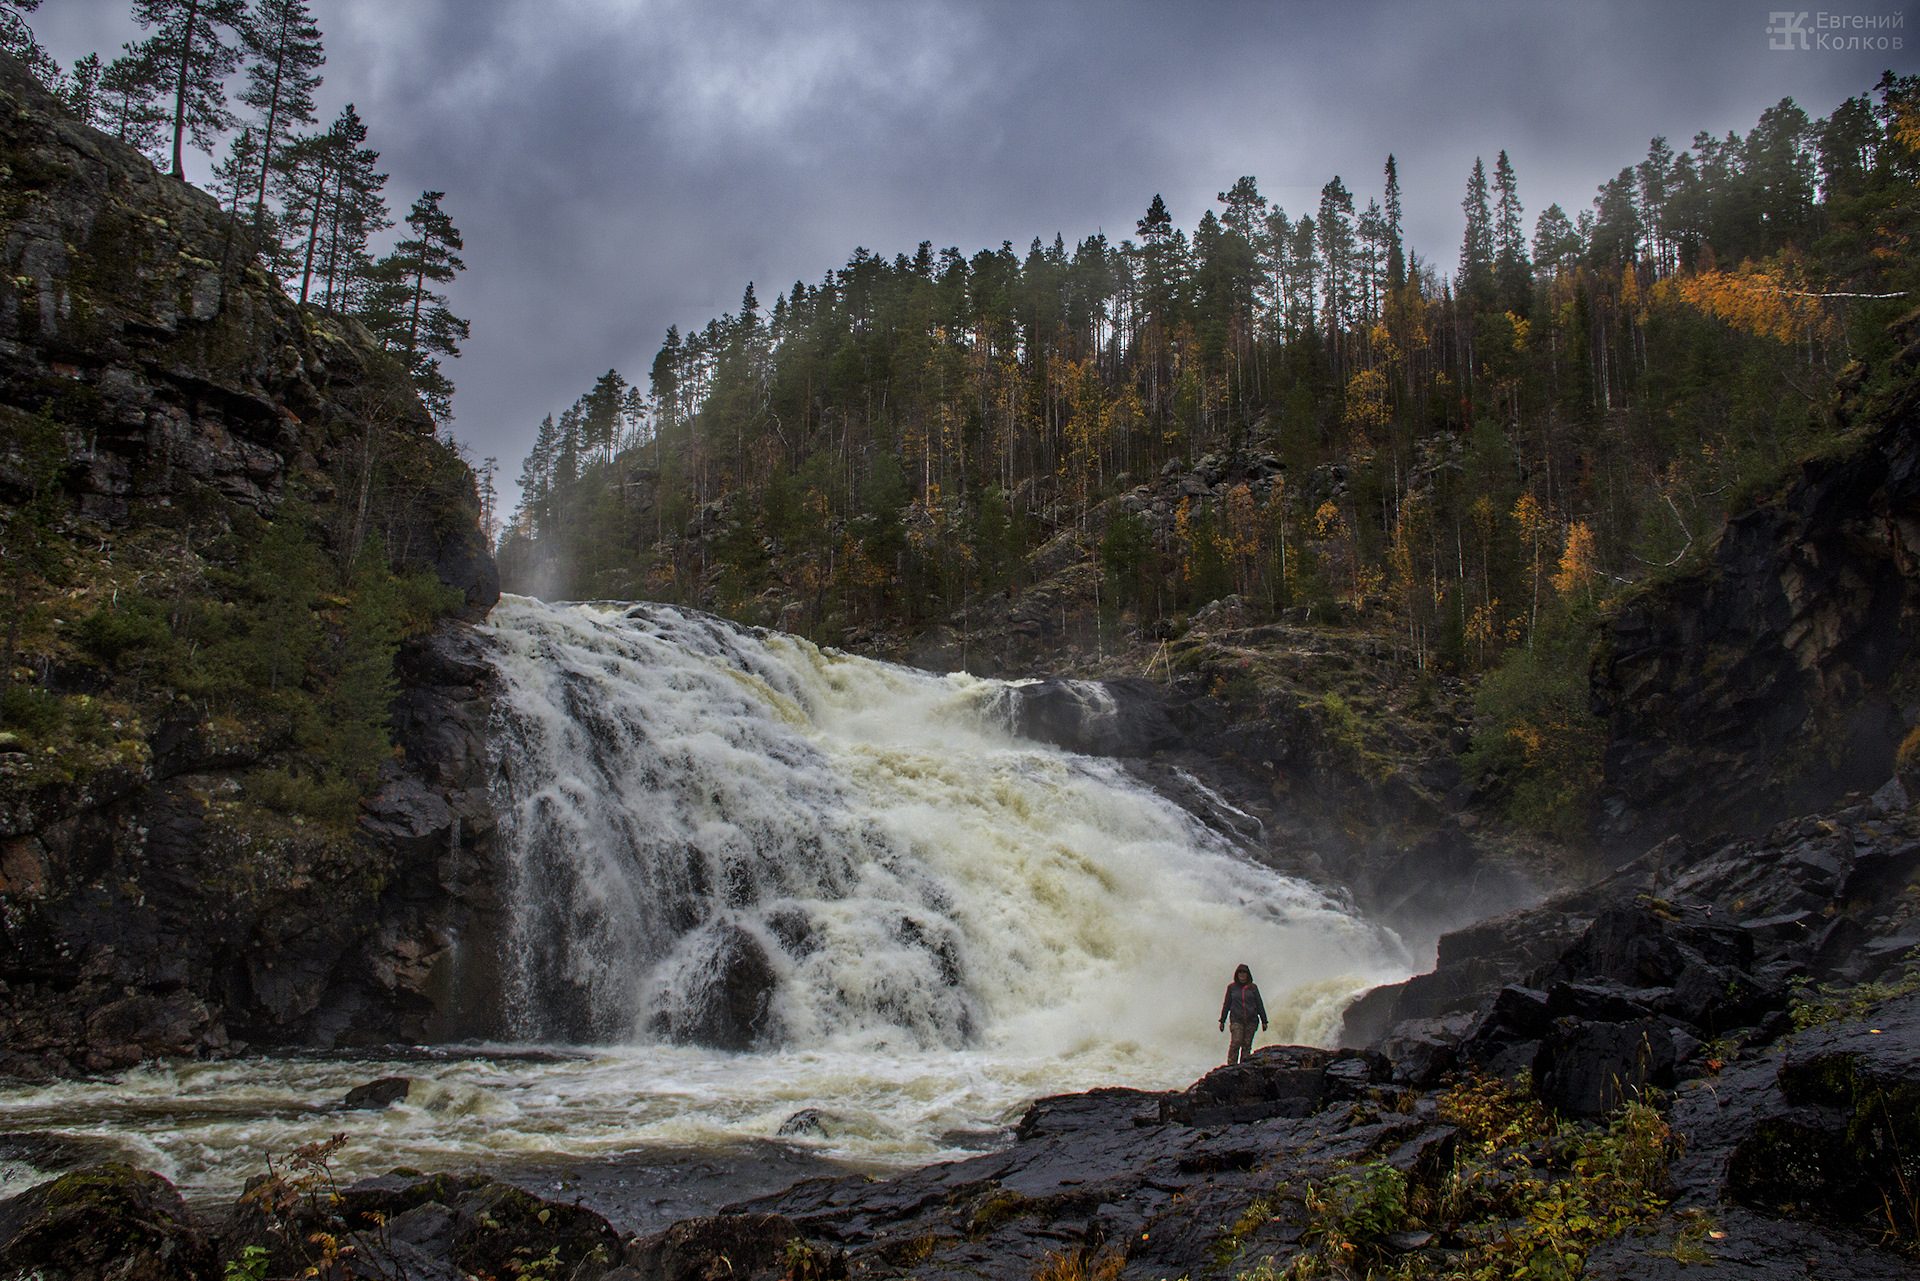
left=0, top=52, right=500, bottom=1074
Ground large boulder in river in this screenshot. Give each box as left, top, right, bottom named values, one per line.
left=651, top=924, right=779, bottom=1051
left=0, top=1163, right=212, bottom=1281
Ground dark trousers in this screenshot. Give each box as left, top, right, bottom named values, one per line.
left=1227, top=1018, right=1255, bottom=1064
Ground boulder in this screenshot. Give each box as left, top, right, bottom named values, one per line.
left=225, top=1168, right=620, bottom=1281
left=623, top=1214, right=835, bottom=1281
left=342, top=1076, right=413, bottom=1110
left=0, top=1163, right=212, bottom=1281
left=1534, top=1017, right=1681, bottom=1117
left=1163, top=1047, right=1331, bottom=1124
left=652, top=924, right=779, bottom=1051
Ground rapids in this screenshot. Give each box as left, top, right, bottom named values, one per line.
left=0, top=597, right=1412, bottom=1214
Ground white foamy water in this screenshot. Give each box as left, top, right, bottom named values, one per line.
left=0, top=597, right=1411, bottom=1206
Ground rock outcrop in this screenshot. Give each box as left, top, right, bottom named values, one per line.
left=0, top=52, right=504, bottom=1073
left=1593, top=318, right=1920, bottom=846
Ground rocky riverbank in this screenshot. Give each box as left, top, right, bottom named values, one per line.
left=8, top=775, right=1920, bottom=1278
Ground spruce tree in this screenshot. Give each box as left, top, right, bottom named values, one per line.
left=1316, top=177, right=1355, bottom=339
left=1493, top=151, right=1530, bottom=314
left=324, top=537, right=400, bottom=782
left=1459, top=157, right=1495, bottom=311
left=237, top=0, right=323, bottom=250
left=1531, top=203, right=1580, bottom=280
left=1383, top=154, right=1406, bottom=290
left=129, top=0, right=250, bottom=180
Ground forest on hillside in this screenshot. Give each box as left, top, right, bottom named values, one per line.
left=503, top=74, right=1917, bottom=666
left=496, top=70, right=1918, bottom=837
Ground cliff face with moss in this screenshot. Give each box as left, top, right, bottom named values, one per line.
left=1592, top=316, right=1920, bottom=849
left=0, top=54, right=502, bottom=1075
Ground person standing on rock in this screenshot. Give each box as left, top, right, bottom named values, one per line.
left=1218, top=963, right=1268, bottom=1064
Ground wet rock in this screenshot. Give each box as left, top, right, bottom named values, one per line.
left=1722, top=991, right=1920, bottom=1228
left=1594, top=396, right=1920, bottom=846
left=342, top=1076, right=413, bottom=1110
left=0, top=1163, right=212, bottom=1281
left=1164, top=1049, right=1330, bottom=1125
left=1379, top=1016, right=1469, bottom=1087
left=228, top=1168, right=620, bottom=1281
left=672, top=925, right=778, bottom=1051
left=453, top=1181, right=623, bottom=1281
left=81, top=993, right=218, bottom=1068
left=1005, top=677, right=1182, bottom=758
left=778, top=1108, right=828, bottom=1137
left=1017, top=1088, right=1165, bottom=1140
left=1586, top=1203, right=1920, bottom=1279
left=624, top=1214, right=829, bottom=1281
left=1535, top=1017, right=1681, bottom=1117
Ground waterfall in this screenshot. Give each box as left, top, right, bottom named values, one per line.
left=482, top=597, right=1406, bottom=1053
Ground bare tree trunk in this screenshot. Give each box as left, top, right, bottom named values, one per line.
left=170, top=0, right=201, bottom=180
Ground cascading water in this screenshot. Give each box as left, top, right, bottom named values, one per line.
left=484, top=596, right=1409, bottom=1056
left=0, top=597, right=1416, bottom=1219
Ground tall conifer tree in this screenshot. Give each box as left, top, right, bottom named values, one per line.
left=129, top=0, right=250, bottom=179
left=238, top=0, right=323, bottom=248
left=1383, top=154, right=1406, bottom=290
left=1493, top=150, right=1530, bottom=314
left=1459, top=157, right=1495, bottom=311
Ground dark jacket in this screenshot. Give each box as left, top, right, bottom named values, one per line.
left=1220, top=981, right=1267, bottom=1026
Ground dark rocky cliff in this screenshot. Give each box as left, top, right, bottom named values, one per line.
left=0, top=54, right=503, bottom=1075
left=1592, top=316, right=1920, bottom=847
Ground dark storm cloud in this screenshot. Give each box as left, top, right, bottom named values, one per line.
left=30, top=1, right=1919, bottom=501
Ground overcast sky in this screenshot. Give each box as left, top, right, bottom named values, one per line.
left=30, top=1, right=1918, bottom=508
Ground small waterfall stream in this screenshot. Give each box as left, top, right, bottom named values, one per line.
left=484, top=597, right=1407, bottom=1055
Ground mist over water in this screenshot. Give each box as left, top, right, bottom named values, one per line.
left=0, top=599, right=1413, bottom=1208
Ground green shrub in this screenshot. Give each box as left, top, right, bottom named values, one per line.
left=74, top=598, right=170, bottom=665
left=1, top=684, right=61, bottom=737
left=246, top=766, right=362, bottom=827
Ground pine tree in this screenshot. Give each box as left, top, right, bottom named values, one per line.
left=210, top=125, right=261, bottom=218
left=1493, top=150, right=1530, bottom=314
left=276, top=105, right=388, bottom=307
left=59, top=53, right=104, bottom=126
left=360, top=190, right=467, bottom=420
left=129, top=0, right=250, bottom=180
left=237, top=0, right=323, bottom=249
left=100, top=45, right=170, bottom=162
left=0, top=0, right=57, bottom=86
left=581, top=369, right=628, bottom=463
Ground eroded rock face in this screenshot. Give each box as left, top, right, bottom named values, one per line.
left=0, top=52, right=505, bottom=1070
left=1004, top=677, right=1182, bottom=758
left=1594, top=327, right=1920, bottom=845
